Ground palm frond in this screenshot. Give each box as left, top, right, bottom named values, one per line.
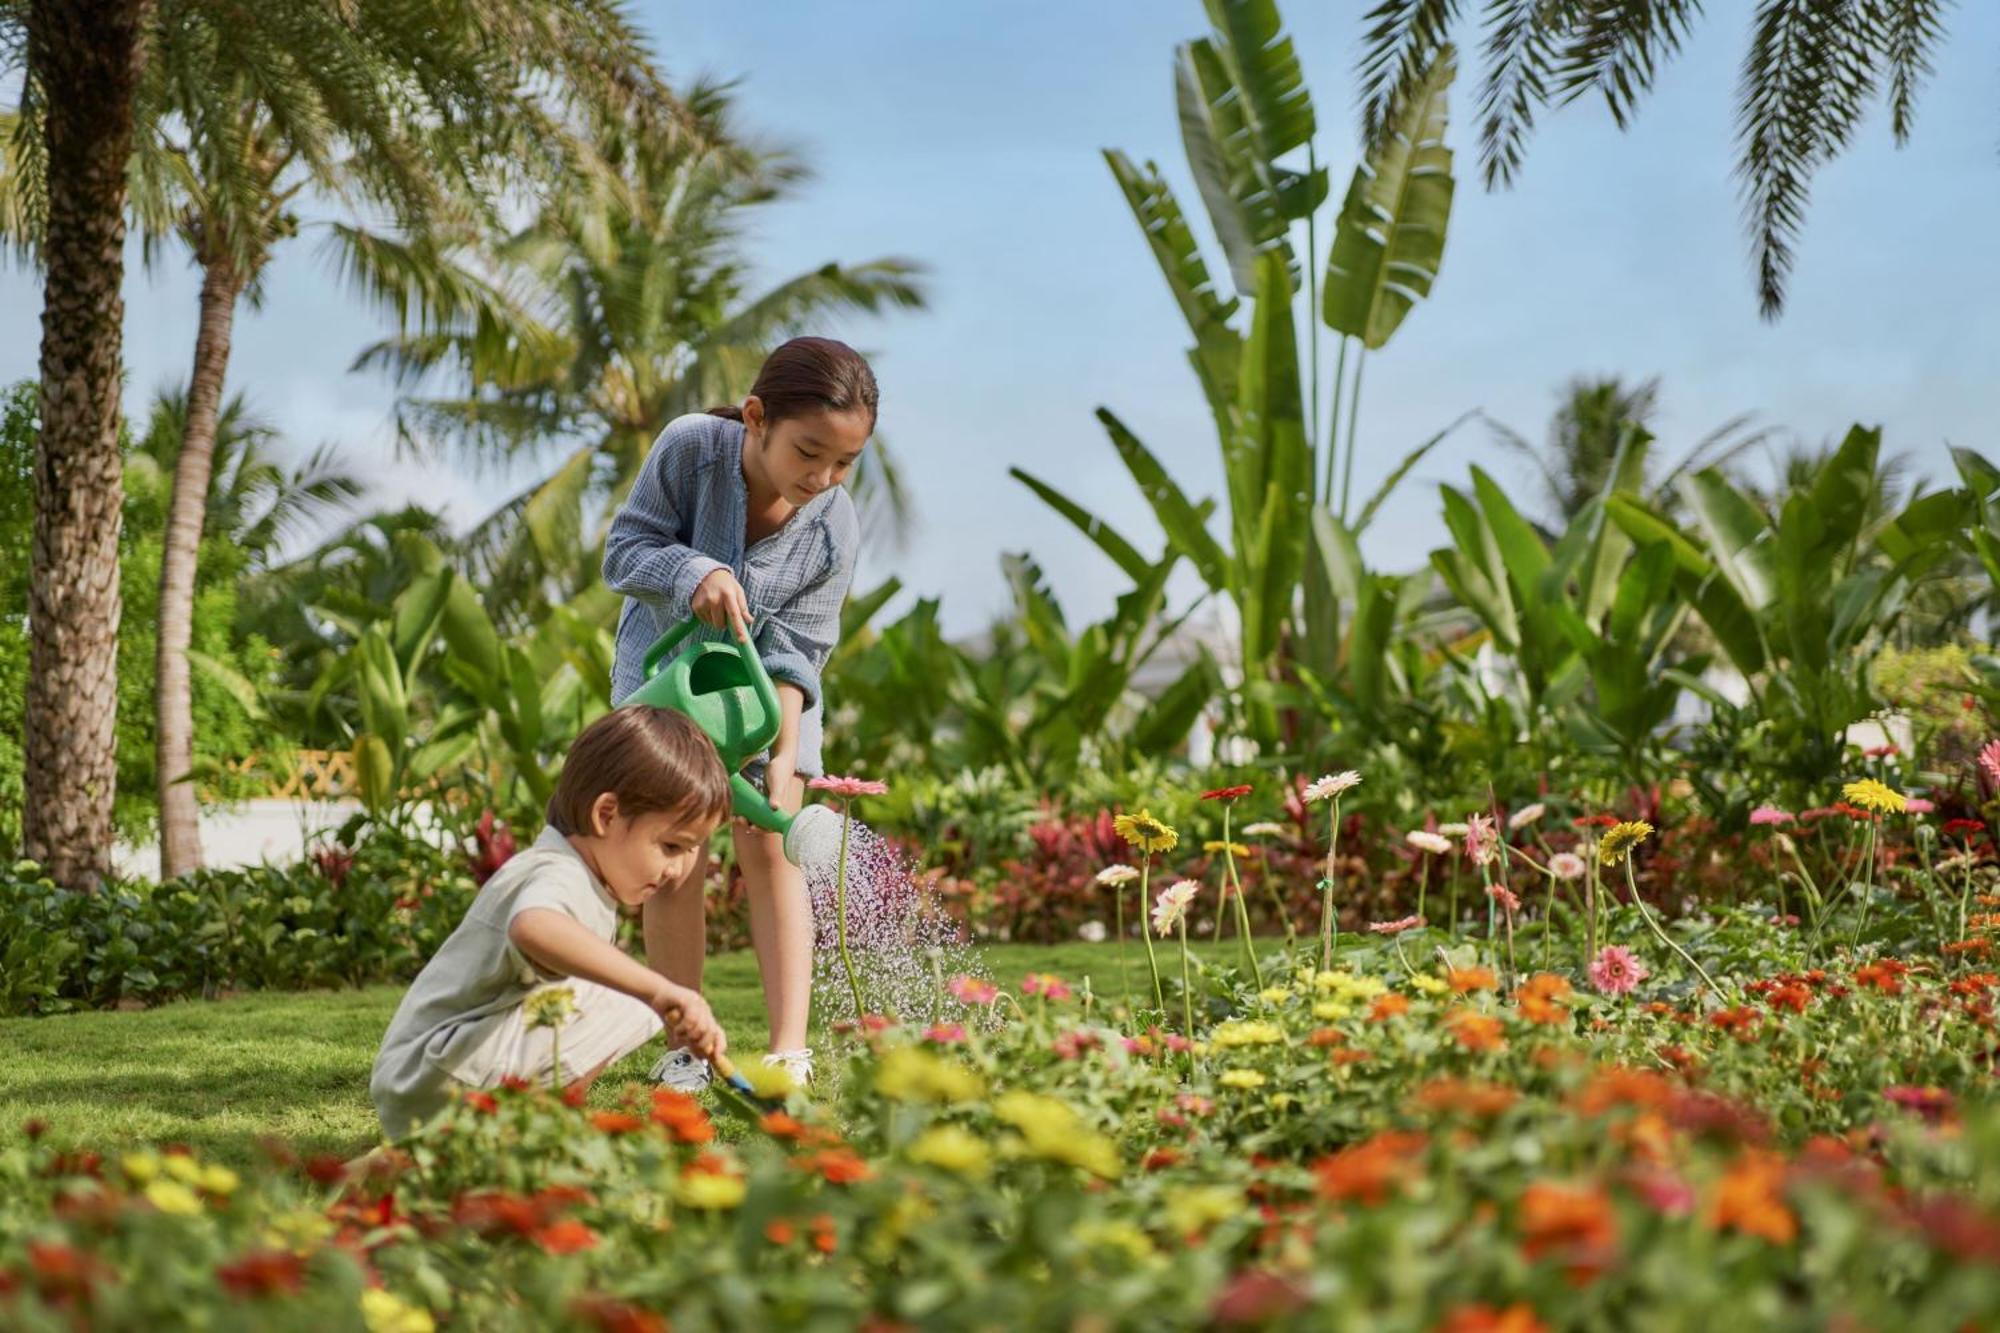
left=1357, top=0, right=1463, bottom=150
left=1474, top=0, right=1565, bottom=189
left=1551, top=0, right=1706, bottom=129
left=1873, top=0, right=1949, bottom=141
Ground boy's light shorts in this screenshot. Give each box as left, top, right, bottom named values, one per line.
left=445, top=979, right=662, bottom=1091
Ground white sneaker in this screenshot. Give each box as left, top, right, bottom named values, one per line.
left=762, top=1048, right=815, bottom=1088
left=651, top=1047, right=712, bottom=1092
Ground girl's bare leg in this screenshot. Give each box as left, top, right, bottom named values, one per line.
left=644, top=841, right=709, bottom=1005
left=735, top=822, right=813, bottom=1051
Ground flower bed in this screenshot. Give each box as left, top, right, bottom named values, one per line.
left=5, top=898, right=1997, bottom=1330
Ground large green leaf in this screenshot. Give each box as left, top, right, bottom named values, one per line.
left=1175, top=38, right=1294, bottom=293
left=1128, top=651, right=1220, bottom=756
left=1009, top=465, right=1154, bottom=585
left=1200, top=0, right=1316, bottom=166
left=1103, top=149, right=1241, bottom=416
left=1096, top=408, right=1230, bottom=591
left=1323, top=46, right=1455, bottom=348
left=1675, top=468, right=1776, bottom=611
left=1233, top=255, right=1311, bottom=674
left=1351, top=409, right=1474, bottom=534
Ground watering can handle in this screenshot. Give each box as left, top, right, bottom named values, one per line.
left=638, top=619, right=785, bottom=752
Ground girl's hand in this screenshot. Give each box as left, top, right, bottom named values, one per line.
left=691, top=568, right=751, bottom=638
left=766, top=755, right=803, bottom=817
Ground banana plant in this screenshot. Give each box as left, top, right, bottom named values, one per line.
left=1608, top=425, right=1969, bottom=789
left=1018, top=0, right=1457, bottom=751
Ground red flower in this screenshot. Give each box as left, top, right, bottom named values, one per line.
left=1143, top=1148, right=1184, bottom=1171
left=462, top=1090, right=499, bottom=1114
left=1853, top=962, right=1904, bottom=995
left=589, top=1111, right=645, bottom=1135
left=532, top=1219, right=599, bottom=1254
left=1573, top=814, right=1619, bottom=828
left=1201, top=784, right=1254, bottom=802
left=1210, top=1269, right=1307, bottom=1326
left=810, top=1213, right=838, bottom=1255
left=1942, top=818, right=1987, bottom=837
left=795, top=1149, right=873, bottom=1184
left=215, top=1250, right=306, bottom=1299
left=303, top=1154, right=348, bottom=1186
left=1708, top=1006, right=1760, bottom=1037
left=758, top=1111, right=809, bottom=1142
left=26, top=1240, right=106, bottom=1304
left=651, top=1088, right=715, bottom=1144
left=764, top=1218, right=797, bottom=1245
left=470, top=809, right=518, bottom=886
left=1884, top=1085, right=1956, bottom=1124
left=453, top=1190, right=543, bottom=1237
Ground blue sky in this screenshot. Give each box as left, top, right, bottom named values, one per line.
left=3, top=2, right=1997, bottom=637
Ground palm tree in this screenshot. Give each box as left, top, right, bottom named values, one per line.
left=1354, top=0, right=1960, bottom=317
left=6, top=0, right=685, bottom=878
left=1486, top=374, right=1771, bottom=532
left=3, top=0, right=151, bottom=890
left=343, top=86, right=929, bottom=630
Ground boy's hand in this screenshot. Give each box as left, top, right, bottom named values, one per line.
left=691, top=568, right=752, bottom=638
left=651, top=981, right=725, bottom=1063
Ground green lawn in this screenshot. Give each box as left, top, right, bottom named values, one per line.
left=0, top=940, right=1247, bottom=1165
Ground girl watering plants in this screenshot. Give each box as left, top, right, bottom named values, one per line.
left=603, top=336, right=874, bottom=1091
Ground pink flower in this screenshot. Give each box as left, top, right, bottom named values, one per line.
left=1368, top=914, right=1426, bottom=935
left=1463, top=813, right=1498, bottom=866
left=808, top=774, right=889, bottom=798
left=1486, top=884, right=1522, bottom=914
left=1588, top=944, right=1649, bottom=996
left=947, top=975, right=999, bottom=1006
left=922, top=1023, right=967, bottom=1044
left=1979, top=739, right=2000, bottom=794
left=1748, top=806, right=1794, bottom=826
left=1884, top=1085, right=1955, bottom=1124
left=1021, top=972, right=1072, bottom=1002
left=1904, top=797, right=1934, bottom=815
left=1548, top=852, right=1587, bottom=881
left=1625, top=1168, right=1696, bottom=1217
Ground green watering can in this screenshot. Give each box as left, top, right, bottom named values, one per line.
left=623, top=618, right=840, bottom=869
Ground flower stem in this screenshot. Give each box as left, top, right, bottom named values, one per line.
left=834, top=805, right=866, bottom=1021
left=1223, top=806, right=1263, bottom=988
left=1319, top=798, right=1343, bottom=971
left=1624, top=859, right=1718, bottom=996
left=1849, top=819, right=1880, bottom=952
left=1115, top=875, right=1131, bottom=1006
left=1139, top=856, right=1166, bottom=1012
left=1178, top=916, right=1194, bottom=1041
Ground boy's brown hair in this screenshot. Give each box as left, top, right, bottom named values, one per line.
left=545, top=706, right=731, bottom=835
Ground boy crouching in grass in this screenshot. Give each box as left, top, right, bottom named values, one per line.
left=371, top=706, right=730, bottom=1139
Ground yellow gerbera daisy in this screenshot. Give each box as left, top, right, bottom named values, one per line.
left=1597, top=820, right=1655, bottom=866
left=1841, top=778, right=1909, bottom=815
left=1113, top=810, right=1179, bottom=855
left=1203, top=839, right=1251, bottom=857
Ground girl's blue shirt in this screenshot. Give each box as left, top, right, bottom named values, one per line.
left=603, top=413, right=859, bottom=776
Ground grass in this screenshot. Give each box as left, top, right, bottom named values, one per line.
left=0, top=939, right=1248, bottom=1166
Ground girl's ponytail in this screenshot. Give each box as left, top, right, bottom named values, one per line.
left=705, top=404, right=745, bottom=422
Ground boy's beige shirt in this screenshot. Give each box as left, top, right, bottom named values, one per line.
left=370, top=826, right=620, bottom=1137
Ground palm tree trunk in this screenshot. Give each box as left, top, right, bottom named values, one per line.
left=156, top=253, right=244, bottom=880
left=21, top=0, right=153, bottom=893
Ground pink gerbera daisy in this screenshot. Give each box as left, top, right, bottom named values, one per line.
left=1588, top=944, right=1649, bottom=996
left=809, top=774, right=889, bottom=798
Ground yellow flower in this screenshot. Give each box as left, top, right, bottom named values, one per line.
left=523, top=984, right=578, bottom=1030
left=1113, top=810, right=1179, bottom=855
left=1268, top=1092, right=1297, bottom=1111
left=264, top=1209, right=335, bottom=1256
left=1257, top=986, right=1292, bottom=1005
left=164, top=1154, right=203, bottom=1185
left=1311, top=1000, right=1352, bottom=1021
left=121, top=1152, right=160, bottom=1185
left=875, top=1046, right=985, bottom=1104
left=1210, top=1020, right=1285, bottom=1048
left=1072, top=1218, right=1157, bottom=1262
left=1842, top=778, right=1909, bottom=814
left=199, top=1164, right=240, bottom=1196
left=1334, top=975, right=1386, bottom=1002
left=361, top=1288, right=436, bottom=1333
left=738, top=1059, right=797, bottom=1099
left=1597, top=820, right=1655, bottom=866
left=995, top=1091, right=1121, bottom=1179
left=1203, top=840, right=1251, bottom=857
left=908, top=1125, right=992, bottom=1178
left=1408, top=974, right=1450, bottom=996
left=1312, top=970, right=1355, bottom=993
left=144, top=1180, right=203, bottom=1216
left=1164, top=1185, right=1243, bottom=1235
left=1219, top=1069, right=1266, bottom=1089
left=673, top=1169, right=747, bottom=1210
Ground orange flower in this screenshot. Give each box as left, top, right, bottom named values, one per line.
left=1306, top=1027, right=1347, bottom=1048
left=1514, top=973, right=1572, bottom=1025
left=1434, top=1303, right=1549, bottom=1333
left=1853, top=962, right=1904, bottom=994
left=810, top=1212, right=838, bottom=1254
left=1572, top=1067, right=1675, bottom=1117
left=1518, top=1181, right=1618, bottom=1281
left=650, top=1088, right=715, bottom=1144
left=1708, top=1151, right=1796, bottom=1244
left=1413, top=1077, right=1517, bottom=1118
left=764, top=1218, right=797, bottom=1245
left=1448, top=965, right=1499, bottom=993
left=758, top=1111, right=809, bottom=1142
left=1370, top=993, right=1412, bottom=1021
left=1313, top=1131, right=1428, bottom=1205
left=589, top=1111, right=645, bottom=1135
left=532, top=1219, right=599, bottom=1255
left=572, top=1295, right=669, bottom=1333
left=795, top=1149, right=873, bottom=1185
left=1446, top=1009, right=1507, bottom=1053
left=1708, top=1007, right=1760, bottom=1038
